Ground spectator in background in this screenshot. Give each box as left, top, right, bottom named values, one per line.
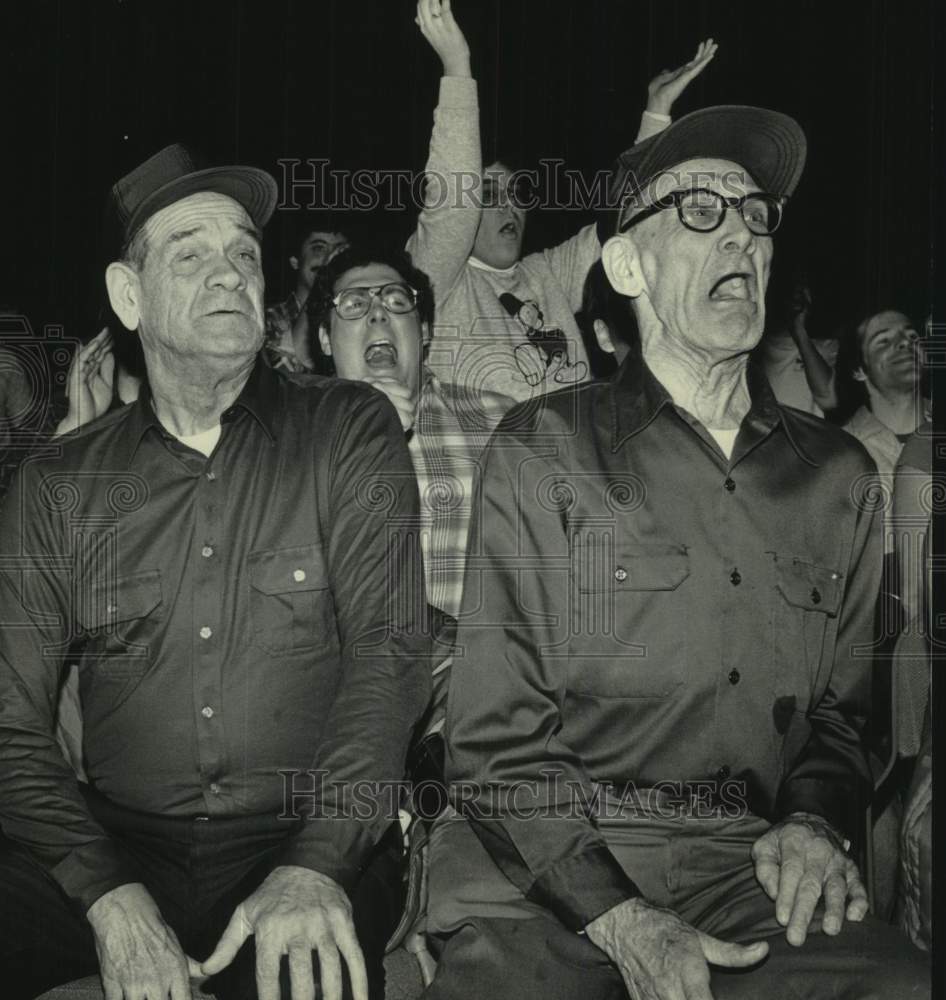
left=308, top=243, right=507, bottom=622
left=0, top=329, right=35, bottom=501
left=839, top=308, right=929, bottom=480
left=755, top=267, right=838, bottom=415
left=577, top=258, right=640, bottom=375
left=264, top=211, right=351, bottom=373
left=406, top=0, right=717, bottom=409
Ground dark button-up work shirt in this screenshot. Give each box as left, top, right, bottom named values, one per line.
left=0, top=360, right=431, bottom=911
left=443, top=358, right=882, bottom=931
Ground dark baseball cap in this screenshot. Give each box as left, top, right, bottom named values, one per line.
left=601, top=105, right=807, bottom=239
left=105, top=143, right=279, bottom=256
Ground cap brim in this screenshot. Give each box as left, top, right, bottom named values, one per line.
left=610, top=105, right=807, bottom=234
left=126, top=164, right=279, bottom=239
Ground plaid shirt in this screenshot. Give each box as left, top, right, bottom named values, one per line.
left=263, top=292, right=314, bottom=374
left=409, top=370, right=511, bottom=618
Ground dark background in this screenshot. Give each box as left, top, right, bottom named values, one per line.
left=1, top=0, right=938, bottom=344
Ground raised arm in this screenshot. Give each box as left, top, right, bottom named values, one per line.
left=405, top=0, right=481, bottom=299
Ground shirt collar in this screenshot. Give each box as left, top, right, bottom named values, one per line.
left=118, top=354, right=280, bottom=467
left=611, top=353, right=818, bottom=467
left=468, top=256, right=519, bottom=277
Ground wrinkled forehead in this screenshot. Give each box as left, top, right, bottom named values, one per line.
left=143, top=191, right=257, bottom=247
left=644, top=157, right=760, bottom=204
left=860, top=310, right=915, bottom=344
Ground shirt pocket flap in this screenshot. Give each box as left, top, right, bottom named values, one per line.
left=77, top=570, right=163, bottom=629
left=775, top=558, right=842, bottom=616
left=249, top=544, right=329, bottom=596
left=576, top=542, right=690, bottom=593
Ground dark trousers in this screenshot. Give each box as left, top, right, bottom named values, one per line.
left=0, top=789, right=405, bottom=1000
left=424, top=812, right=930, bottom=1000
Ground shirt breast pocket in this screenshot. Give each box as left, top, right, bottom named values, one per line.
left=567, top=539, right=689, bottom=698
left=773, top=555, right=842, bottom=694
left=76, top=570, right=164, bottom=677
left=248, top=543, right=333, bottom=653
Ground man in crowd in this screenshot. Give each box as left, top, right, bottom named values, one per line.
left=264, top=212, right=351, bottom=373
left=840, top=308, right=929, bottom=482
left=0, top=144, right=430, bottom=1000
left=424, top=107, right=929, bottom=999
left=407, top=0, right=717, bottom=408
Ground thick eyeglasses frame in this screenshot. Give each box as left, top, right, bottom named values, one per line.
left=618, top=187, right=785, bottom=236
left=331, top=283, right=419, bottom=320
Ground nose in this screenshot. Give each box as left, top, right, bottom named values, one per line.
left=716, top=209, right=756, bottom=254
left=366, top=292, right=388, bottom=324
left=206, top=251, right=245, bottom=291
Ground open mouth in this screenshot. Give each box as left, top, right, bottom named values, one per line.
left=364, top=341, right=398, bottom=369
left=709, top=273, right=753, bottom=302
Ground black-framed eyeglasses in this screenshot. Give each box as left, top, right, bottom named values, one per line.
left=618, top=188, right=784, bottom=236
left=331, top=283, right=419, bottom=320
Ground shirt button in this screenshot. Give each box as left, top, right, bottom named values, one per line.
left=199, top=626, right=213, bottom=639
left=201, top=705, right=214, bottom=719
left=716, top=765, right=731, bottom=780
left=106, top=603, right=118, bottom=615
left=206, top=471, right=216, bottom=481
left=201, top=545, right=214, bottom=558
left=293, top=568, right=306, bottom=583
left=728, top=669, right=741, bottom=685
left=209, top=782, right=220, bottom=795
left=811, top=588, right=822, bottom=604
left=724, top=477, right=736, bottom=492
left=730, top=569, right=741, bottom=586
left=614, top=566, right=628, bottom=582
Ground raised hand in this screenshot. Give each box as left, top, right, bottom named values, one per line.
left=586, top=896, right=768, bottom=1000
left=55, top=326, right=115, bottom=436
left=200, top=866, right=368, bottom=1000
left=416, top=0, right=471, bottom=78
left=87, top=882, right=203, bottom=1000
left=752, top=812, right=868, bottom=947
left=646, top=38, right=718, bottom=117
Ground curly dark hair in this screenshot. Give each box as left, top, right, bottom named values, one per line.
left=307, top=244, right=435, bottom=340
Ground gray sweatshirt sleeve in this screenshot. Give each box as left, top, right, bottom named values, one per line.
left=406, top=76, right=481, bottom=301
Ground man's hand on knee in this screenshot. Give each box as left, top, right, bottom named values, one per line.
left=200, top=865, right=368, bottom=1000
left=751, top=812, right=869, bottom=947
left=86, top=882, right=202, bottom=1000
left=585, top=896, right=768, bottom=1000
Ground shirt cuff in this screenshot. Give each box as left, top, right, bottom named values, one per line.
left=51, top=838, right=143, bottom=914
left=642, top=109, right=671, bottom=123
left=775, top=777, right=864, bottom=847
left=275, top=817, right=379, bottom=893
left=527, top=843, right=642, bottom=932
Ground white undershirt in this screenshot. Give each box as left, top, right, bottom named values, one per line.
left=706, top=427, right=738, bottom=459
left=173, top=425, right=221, bottom=457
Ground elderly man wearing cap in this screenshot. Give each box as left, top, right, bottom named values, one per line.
left=422, top=108, right=929, bottom=999
left=0, top=145, right=430, bottom=1000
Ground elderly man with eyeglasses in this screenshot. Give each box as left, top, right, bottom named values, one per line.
left=422, top=107, right=930, bottom=1000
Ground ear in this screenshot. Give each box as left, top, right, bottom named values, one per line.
left=593, top=319, right=615, bottom=355
left=318, top=325, right=333, bottom=357
left=105, top=262, right=142, bottom=332
left=289, top=255, right=300, bottom=272
left=601, top=235, right=647, bottom=299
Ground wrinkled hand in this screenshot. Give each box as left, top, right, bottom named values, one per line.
left=87, top=882, right=203, bottom=1000
left=362, top=376, right=418, bottom=431
left=416, top=0, right=471, bottom=78
left=752, top=812, right=868, bottom=947
left=646, top=38, right=718, bottom=117
left=586, top=896, right=768, bottom=1000
left=56, top=326, right=115, bottom=436
left=200, top=866, right=367, bottom=1000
